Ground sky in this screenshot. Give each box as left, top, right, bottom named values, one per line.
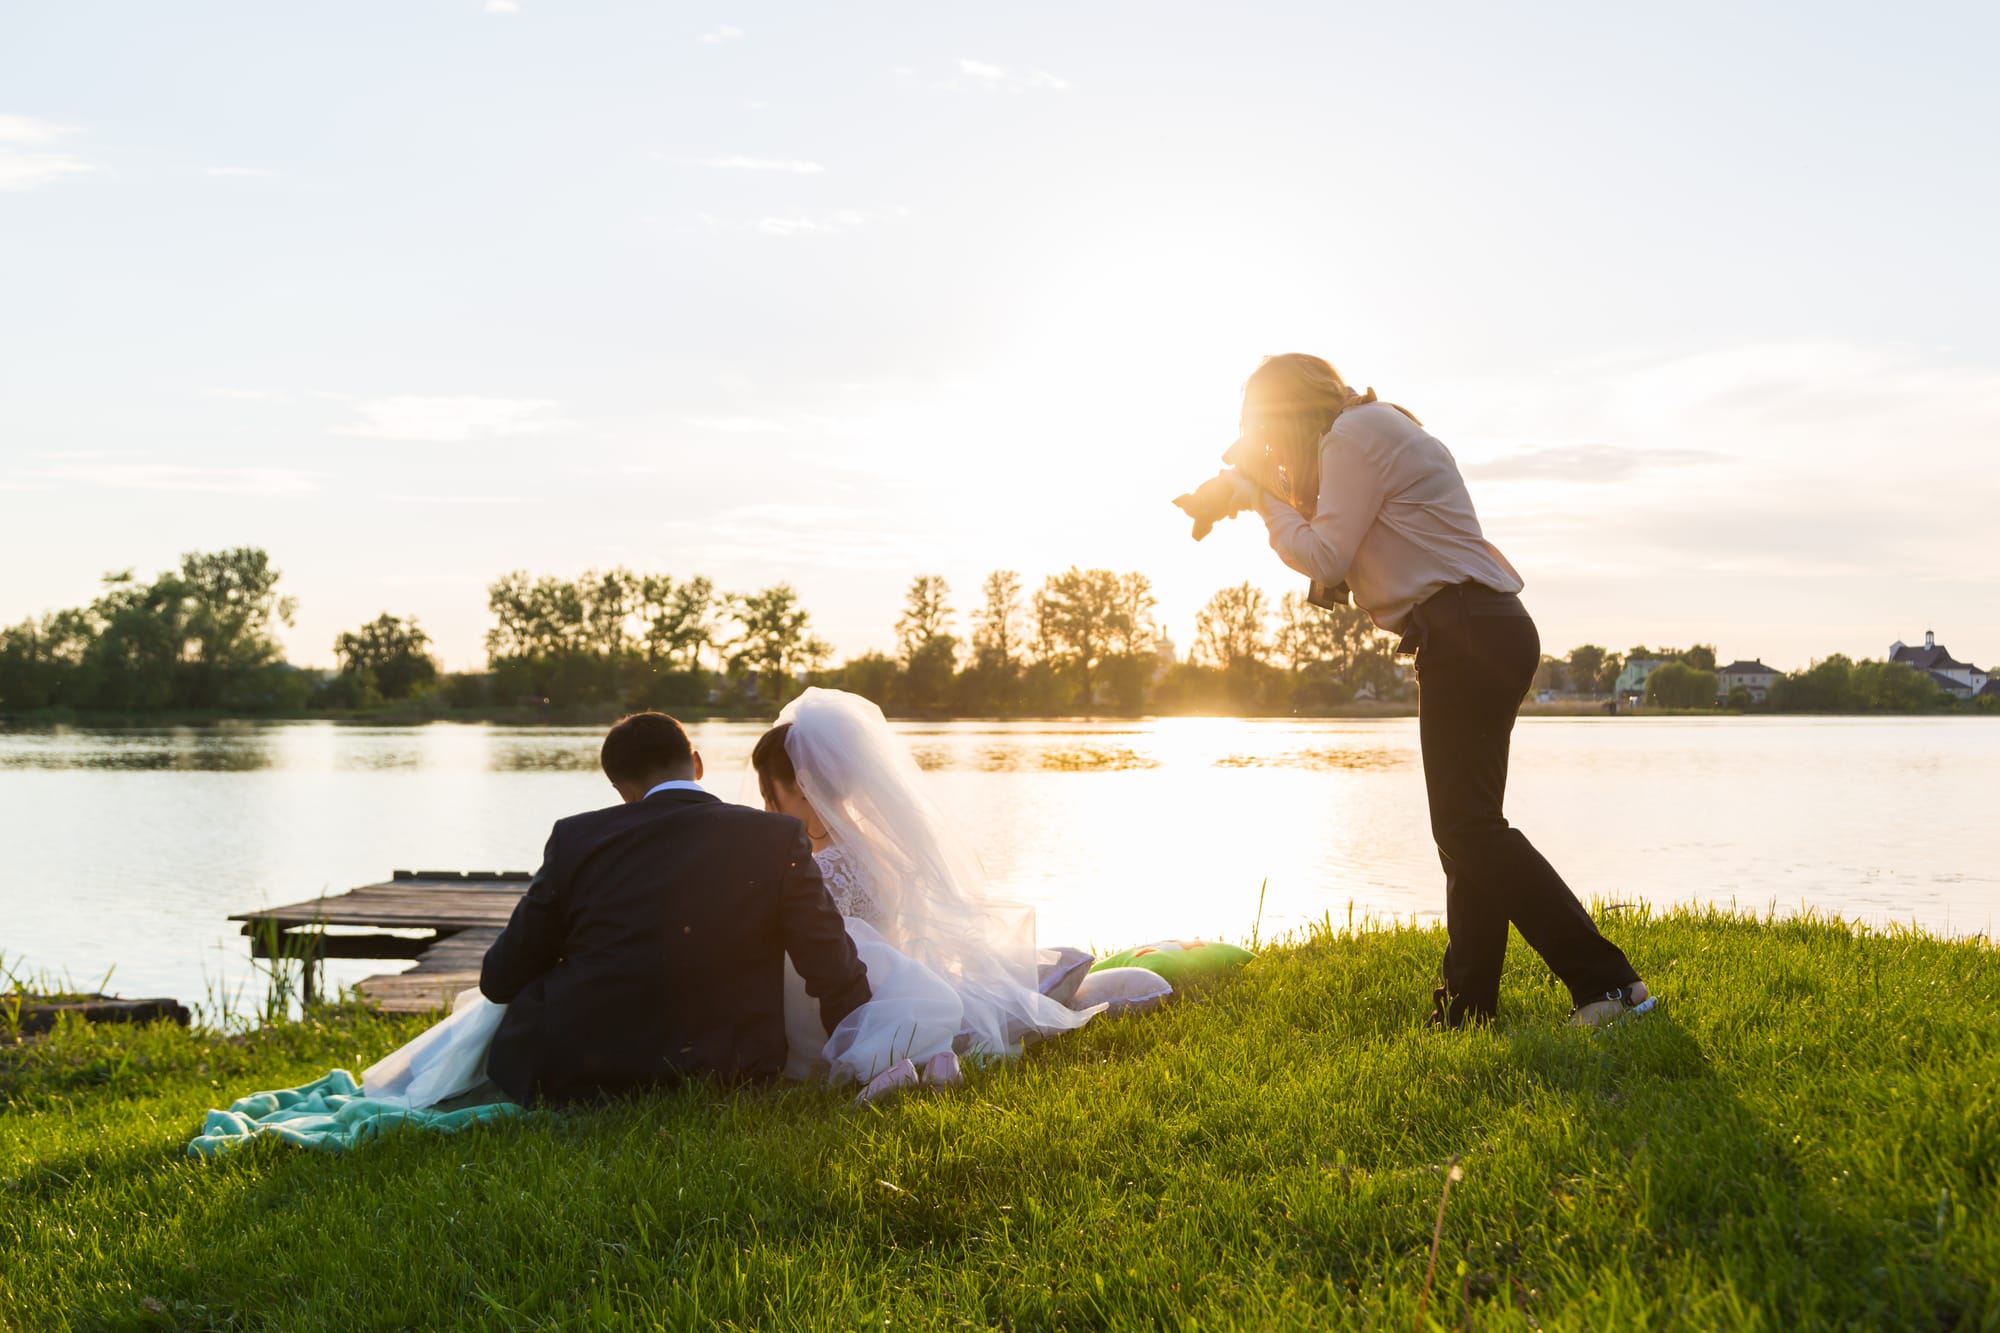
left=4, top=1, right=1998, bottom=673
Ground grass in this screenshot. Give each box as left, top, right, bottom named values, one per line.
left=2, top=907, right=1996, bottom=1331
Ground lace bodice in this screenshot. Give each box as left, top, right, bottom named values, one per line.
left=814, top=846, right=884, bottom=928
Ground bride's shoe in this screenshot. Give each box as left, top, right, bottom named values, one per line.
left=853, top=1058, right=919, bottom=1106
left=922, top=1051, right=962, bottom=1087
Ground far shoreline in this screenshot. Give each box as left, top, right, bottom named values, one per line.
left=3, top=702, right=1994, bottom=730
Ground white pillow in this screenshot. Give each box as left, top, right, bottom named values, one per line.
left=1070, top=966, right=1173, bottom=1017
left=1036, top=947, right=1095, bottom=1008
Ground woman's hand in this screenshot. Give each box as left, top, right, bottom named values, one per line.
left=1224, top=468, right=1263, bottom=510
left=1172, top=469, right=1264, bottom=541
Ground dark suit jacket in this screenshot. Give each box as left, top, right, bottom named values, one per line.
left=479, top=788, right=870, bottom=1105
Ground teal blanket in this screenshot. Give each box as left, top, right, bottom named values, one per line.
left=186, top=1069, right=523, bottom=1158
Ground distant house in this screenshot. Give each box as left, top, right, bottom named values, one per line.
left=1614, top=656, right=1669, bottom=700
left=1717, top=659, right=1776, bottom=703
left=1889, top=632, right=1988, bottom=700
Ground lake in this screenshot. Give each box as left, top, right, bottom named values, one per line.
left=3, top=716, right=1993, bottom=1013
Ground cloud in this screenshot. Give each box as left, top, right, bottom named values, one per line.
left=697, top=155, right=824, bottom=174
left=332, top=395, right=562, bottom=442
left=1468, top=444, right=1725, bottom=483
left=0, top=114, right=91, bottom=192
left=750, top=210, right=870, bottom=237
left=204, top=387, right=291, bottom=402
left=686, top=504, right=925, bottom=571
left=484, top=0, right=519, bottom=13
left=0, top=115, right=69, bottom=145
left=938, top=60, right=1070, bottom=93
left=37, top=464, right=321, bottom=495
left=682, top=415, right=790, bottom=433
left=744, top=207, right=906, bottom=237
left=382, top=494, right=524, bottom=505
left=205, top=166, right=273, bottom=178
left=698, top=24, right=743, bottom=43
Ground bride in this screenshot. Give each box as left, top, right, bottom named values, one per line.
left=363, top=688, right=1098, bottom=1108
left=753, top=688, right=1100, bottom=1097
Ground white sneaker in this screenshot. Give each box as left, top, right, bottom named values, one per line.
left=1569, top=982, right=1655, bottom=1030
left=853, top=1058, right=919, bottom=1106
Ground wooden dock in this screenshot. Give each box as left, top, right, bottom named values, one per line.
left=231, top=871, right=530, bottom=1013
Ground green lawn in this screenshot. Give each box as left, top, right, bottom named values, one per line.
left=3, top=908, right=1995, bottom=1330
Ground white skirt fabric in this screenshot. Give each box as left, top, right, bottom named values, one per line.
left=362, top=917, right=1054, bottom=1105
left=360, top=987, right=506, bottom=1109
left=785, top=917, right=964, bottom=1084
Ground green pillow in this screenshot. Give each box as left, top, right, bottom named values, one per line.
left=1089, top=940, right=1254, bottom=984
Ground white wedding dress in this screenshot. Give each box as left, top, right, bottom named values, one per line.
left=363, top=688, right=1100, bottom=1106
left=773, top=689, right=1102, bottom=1083
left=782, top=844, right=964, bottom=1082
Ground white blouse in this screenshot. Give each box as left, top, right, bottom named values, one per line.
left=1257, top=402, right=1523, bottom=634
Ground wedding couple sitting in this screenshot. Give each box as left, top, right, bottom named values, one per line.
left=360, top=689, right=1101, bottom=1110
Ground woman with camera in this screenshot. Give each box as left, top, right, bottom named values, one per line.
left=1213, top=353, right=1649, bottom=1029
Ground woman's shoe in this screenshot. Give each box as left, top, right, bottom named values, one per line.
left=853, top=1058, right=920, bottom=1106
left=1569, top=982, right=1655, bottom=1029
left=922, top=1051, right=962, bottom=1087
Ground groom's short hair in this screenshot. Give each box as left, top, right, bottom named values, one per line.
left=601, top=711, right=696, bottom=784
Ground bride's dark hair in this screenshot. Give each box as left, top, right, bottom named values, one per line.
left=751, top=723, right=797, bottom=804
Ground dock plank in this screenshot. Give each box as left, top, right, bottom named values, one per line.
left=234, top=873, right=529, bottom=1015
left=354, top=927, right=502, bottom=1014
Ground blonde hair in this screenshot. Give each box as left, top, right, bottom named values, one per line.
left=1240, top=353, right=1366, bottom=511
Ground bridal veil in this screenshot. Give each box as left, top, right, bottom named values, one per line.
left=776, top=688, right=1098, bottom=1058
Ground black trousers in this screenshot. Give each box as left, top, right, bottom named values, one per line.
left=1409, top=584, right=1638, bottom=1024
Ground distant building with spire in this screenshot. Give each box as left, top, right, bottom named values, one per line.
left=1888, top=631, right=1990, bottom=699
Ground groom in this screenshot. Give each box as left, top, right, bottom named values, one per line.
left=479, top=711, right=871, bottom=1105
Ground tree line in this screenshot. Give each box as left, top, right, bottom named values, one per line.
left=459, top=565, right=1411, bottom=716
left=0, top=547, right=1989, bottom=718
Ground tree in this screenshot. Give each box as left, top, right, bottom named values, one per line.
left=176, top=548, right=297, bottom=707
left=836, top=652, right=897, bottom=705
left=903, top=635, right=960, bottom=713
left=895, top=575, right=954, bottom=664
left=1533, top=656, right=1569, bottom=694
left=0, top=610, right=93, bottom=711
left=580, top=567, right=636, bottom=657
left=1274, top=592, right=1377, bottom=677
left=1193, top=583, right=1270, bottom=670
left=1564, top=645, right=1608, bottom=696
left=334, top=614, right=438, bottom=701
left=1114, top=573, right=1158, bottom=657
left=1768, top=655, right=1856, bottom=712
left=971, top=570, right=1024, bottom=668
left=484, top=572, right=588, bottom=661
left=1033, top=568, right=1129, bottom=709
left=1596, top=651, right=1624, bottom=696
left=729, top=585, right=817, bottom=698
left=1850, top=659, right=1949, bottom=712
left=0, top=549, right=300, bottom=713
left=1680, top=644, right=1718, bottom=672
left=637, top=574, right=718, bottom=669
left=1643, top=661, right=1719, bottom=709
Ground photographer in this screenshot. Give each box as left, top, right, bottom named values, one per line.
left=1214, top=353, right=1649, bottom=1029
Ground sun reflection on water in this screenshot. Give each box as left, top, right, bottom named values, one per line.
left=2, top=716, right=1994, bottom=1004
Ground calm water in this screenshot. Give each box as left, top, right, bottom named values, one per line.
left=2, top=717, right=1993, bottom=1009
